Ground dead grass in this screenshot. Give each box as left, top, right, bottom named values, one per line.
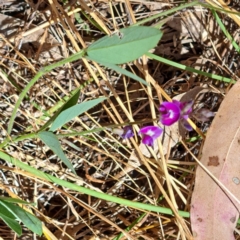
left=0, top=0, right=240, bottom=239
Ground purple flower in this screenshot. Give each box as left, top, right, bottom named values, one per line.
left=176, top=100, right=193, bottom=118
left=159, top=101, right=181, bottom=126
left=139, top=126, right=163, bottom=147
left=159, top=100, right=194, bottom=131
left=113, top=126, right=134, bottom=139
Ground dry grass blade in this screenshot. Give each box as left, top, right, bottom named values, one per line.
left=1, top=0, right=240, bottom=239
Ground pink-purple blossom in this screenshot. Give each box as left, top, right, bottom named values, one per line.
left=114, top=100, right=194, bottom=147
left=159, top=101, right=181, bottom=126
left=159, top=100, right=193, bottom=131
left=113, top=126, right=134, bottom=139
left=139, top=126, right=163, bottom=147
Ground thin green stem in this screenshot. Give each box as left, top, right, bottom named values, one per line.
left=113, top=213, right=147, bottom=240
left=200, top=3, right=240, bottom=16
left=133, top=0, right=240, bottom=29
left=0, top=133, right=37, bottom=149
left=7, top=50, right=86, bottom=135
left=2, top=151, right=240, bottom=225
left=1, top=118, right=159, bottom=148
left=146, top=52, right=235, bottom=84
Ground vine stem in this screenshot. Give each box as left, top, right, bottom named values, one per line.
left=7, top=50, right=86, bottom=135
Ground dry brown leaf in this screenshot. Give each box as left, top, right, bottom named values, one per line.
left=191, top=81, right=240, bottom=240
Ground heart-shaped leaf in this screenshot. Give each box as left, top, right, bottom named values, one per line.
left=87, top=26, right=162, bottom=64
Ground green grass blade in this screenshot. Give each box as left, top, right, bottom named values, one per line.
left=81, top=10, right=105, bottom=33
left=39, top=88, right=80, bottom=131
left=146, top=52, right=235, bottom=83
left=212, top=10, right=240, bottom=53
left=26, top=78, right=94, bottom=132
left=96, top=61, right=148, bottom=86
left=9, top=204, right=42, bottom=236
left=0, top=199, right=42, bottom=235
left=133, top=1, right=199, bottom=27
left=113, top=213, right=147, bottom=240
left=0, top=200, right=18, bottom=219
left=0, top=197, right=35, bottom=205
left=200, top=2, right=240, bottom=16
left=0, top=151, right=190, bottom=218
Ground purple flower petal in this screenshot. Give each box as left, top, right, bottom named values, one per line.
left=113, top=126, right=134, bottom=139
left=142, top=135, right=154, bottom=147
left=180, top=119, right=192, bottom=131
left=158, top=100, right=194, bottom=130
left=121, top=126, right=134, bottom=139
left=139, top=126, right=163, bottom=138
left=139, top=126, right=163, bottom=146
left=159, top=102, right=181, bottom=126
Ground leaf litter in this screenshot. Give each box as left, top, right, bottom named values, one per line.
left=0, top=0, right=240, bottom=239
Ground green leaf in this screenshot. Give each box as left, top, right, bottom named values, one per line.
left=0, top=212, right=22, bottom=236
left=0, top=200, right=42, bottom=236
left=11, top=205, right=42, bottom=236
left=0, top=199, right=19, bottom=219
left=40, top=88, right=80, bottom=131
left=87, top=26, right=162, bottom=64
left=38, top=131, right=76, bottom=174
left=95, top=61, right=148, bottom=86
left=59, top=89, right=81, bottom=112
left=0, top=201, right=18, bottom=220
left=49, top=97, right=106, bottom=132
left=0, top=197, right=35, bottom=205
